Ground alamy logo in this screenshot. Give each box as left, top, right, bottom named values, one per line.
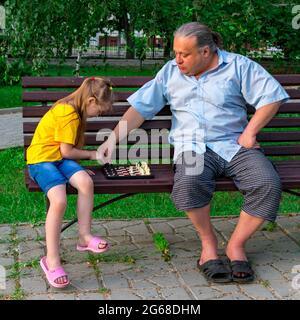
left=291, top=265, right=300, bottom=290
left=0, top=6, right=5, bottom=31
left=292, top=5, right=300, bottom=29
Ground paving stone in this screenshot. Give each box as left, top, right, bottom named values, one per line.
left=60, top=249, right=90, bottom=265
left=129, top=233, right=154, bottom=244
left=177, top=269, right=209, bottom=286
left=25, top=294, right=51, bottom=300
left=66, top=263, right=99, bottom=291
left=189, top=286, right=220, bottom=300
left=0, top=279, right=15, bottom=296
left=102, top=274, right=130, bottom=289
left=218, top=293, right=252, bottom=300
left=210, top=284, right=241, bottom=295
left=167, top=218, right=196, bottom=229
left=267, top=279, right=298, bottom=298
left=0, top=226, right=11, bottom=242
left=60, top=224, right=79, bottom=239
left=109, top=289, right=143, bottom=300
left=148, top=272, right=181, bottom=288
left=134, top=288, right=160, bottom=299
left=100, top=263, right=138, bottom=276
left=77, top=292, right=105, bottom=300
left=240, top=284, right=276, bottom=300
left=103, top=220, right=149, bottom=236
left=20, top=276, right=47, bottom=294
left=16, top=225, right=38, bottom=241
left=255, top=264, right=287, bottom=281
left=0, top=243, right=10, bottom=256
left=277, top=215, right=300, bottom=244
left=0, top=112, right=23, bottom=149
left=131, top=279, right=158, bottom=289
left=50, top=293, right=77, bottom=300
left=18, top=241, right=44, bottom=262
left=149, top=221, right=175, bottom=234
left=213, top=218, right=237, bottom=240
left=160, top=286, right=192, bottom=300
left=0, top=257, right=14, bottom=268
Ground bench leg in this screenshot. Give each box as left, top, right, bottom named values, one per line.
left=283, top=189, right=300, bottom=197
left=61, top=193, right=136, bottom=233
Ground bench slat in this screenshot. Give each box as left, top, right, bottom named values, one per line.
left=21, top=75, right=300, bottom=88
left=273, top=74, right=300, bottom=85
left=285, top=89, right=300, bottom=99
left=22, top=131, right=300, bottom=147
left=22, top=76, right=153, bottom=88
left=22, top=91, right=134, bottom=103
left=21, top=102, right=300, bottom=118
left=23, top=117, right=300, bottom=134
left=24, top=160, right=300, bottom=193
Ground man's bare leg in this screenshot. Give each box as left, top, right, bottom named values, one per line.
left=226, top=210, right=264, bottom=277
left=186, top=204, right=219, bottom=265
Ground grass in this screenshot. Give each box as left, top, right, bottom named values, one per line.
left=152, top=232, right=171, bottom=261
left=0, top=147, right=299, bottom=224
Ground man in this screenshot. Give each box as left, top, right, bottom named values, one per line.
left=97, top=22, right=289, bottom=283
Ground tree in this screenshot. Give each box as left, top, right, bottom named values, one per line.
left=139, top=0, right=194, bottom=59
left=4, top=0, right=108, bottom=74
left=103, top=0, right=141, bottom=59
left=192, top=0, right=300, bottom=60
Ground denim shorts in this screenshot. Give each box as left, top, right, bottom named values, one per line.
left=28, top=159, right=84, bottom=194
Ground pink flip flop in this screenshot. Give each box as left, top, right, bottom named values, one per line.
left=40, top=256, right=70, bottom=288
left=76, top=236, right=110, bottom=254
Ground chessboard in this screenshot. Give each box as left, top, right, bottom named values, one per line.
left=102, top=163, right=154, bottom=179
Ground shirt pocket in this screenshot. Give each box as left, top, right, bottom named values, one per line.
left=205, top=79, right=238, bottom=110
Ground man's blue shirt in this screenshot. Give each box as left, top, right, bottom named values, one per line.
left=127, top=49, right=290, bottom=162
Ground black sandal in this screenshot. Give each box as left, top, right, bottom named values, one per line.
left=230, top=260, right=254, bottom=283
left=197, top=259, right=232, bottom=283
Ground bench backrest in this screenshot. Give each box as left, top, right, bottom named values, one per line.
left=22, top=75, right=300, bottom=163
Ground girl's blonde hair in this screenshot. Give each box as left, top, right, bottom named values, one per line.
left=52, top=77, right=113, bottom=148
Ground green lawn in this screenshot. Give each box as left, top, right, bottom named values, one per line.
left=0, top=147, right=299, bottom=224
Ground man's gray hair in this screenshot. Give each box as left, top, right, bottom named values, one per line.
left=174, top=22, right=223, bottom=51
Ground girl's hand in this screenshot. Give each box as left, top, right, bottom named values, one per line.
left=86, top=169, right=95, bottom=176
left=238, top=132, right=260, bottom=149
left=88, top=150, right=98, bottom=160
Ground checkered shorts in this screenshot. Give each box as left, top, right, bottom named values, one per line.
left=171, top=147, right=282, bottom=222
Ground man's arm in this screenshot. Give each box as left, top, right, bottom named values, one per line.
left=97, top=106, right=145, bottom=163
left=238, top=101, right=282, bottom=148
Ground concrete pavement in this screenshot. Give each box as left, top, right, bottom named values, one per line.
left=0, top=215, right=300, bottom=300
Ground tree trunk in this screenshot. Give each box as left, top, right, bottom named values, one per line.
left=123, top=14, right=134, bottom=59
left=163, top=37, right=171, bottom=59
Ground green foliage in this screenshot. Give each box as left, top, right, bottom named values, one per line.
left=152, top=232, right=171, bottom=261
left=262, top=222, right=278, bottom=232
left=0, top=57, right=32, bottom=86
left=4, top=0, right=109, bottom=74
left=192, top=0, right=300, bottom=60
left=134, top=36, right=148, bottom=69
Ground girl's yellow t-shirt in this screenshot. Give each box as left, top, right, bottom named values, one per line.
left=26, top=104, right=80, bottom=164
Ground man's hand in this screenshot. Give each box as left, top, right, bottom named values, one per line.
left=97, top=139, right=116, bottom=164
left=238, top=132, right=260, bottom=149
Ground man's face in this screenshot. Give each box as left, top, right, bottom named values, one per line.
left=173, top=36, right=209, bottom=77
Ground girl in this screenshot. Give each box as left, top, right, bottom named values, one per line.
left=27, top=77, right=113, bottom=288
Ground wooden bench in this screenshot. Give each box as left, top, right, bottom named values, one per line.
left=22, top=75, right=300, bottom=231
